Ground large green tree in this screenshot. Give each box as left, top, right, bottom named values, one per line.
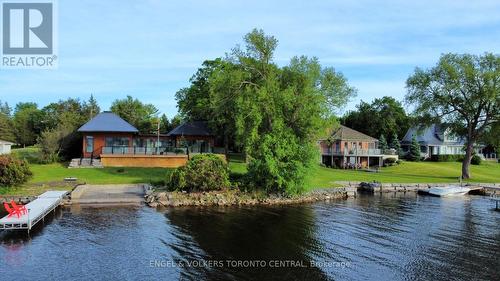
left=42, top=98, right=90, bottom=129
left=0, top=113, right=15, bottom=142
left=176, top=59, right=222, bottom=121
left=175, top=59, right=237, bottom=153
left=38, top=97, right=100, bottom=161
left=342, top=96, right=410, bottom=143
left=0, top=100, right=14, bottom=142
left=481, top=121, right=500, bottom=154
left=13, top=102, right=44, bottom=147
left=406, top=53, right=500, bottom=179
left=110, top=96, right=159, bottom=133
left=206, top=29, right=356, bottom=193
left=38, top=111, right=84, bottom=162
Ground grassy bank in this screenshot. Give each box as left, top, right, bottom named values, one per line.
left=2, top=147, right=499, bottom=196
left=0, top=162, right=170, bottom=196
left=229, top=158, right=500, bottom=191
left=303, top=160, right=500, bottom=191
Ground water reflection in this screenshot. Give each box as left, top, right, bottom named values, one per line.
left=0, top=194, right=499, bottom=281
left=164, top=205, right=330, bottom=280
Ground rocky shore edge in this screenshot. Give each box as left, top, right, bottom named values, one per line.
left=145, top=187, right=356, bottom=208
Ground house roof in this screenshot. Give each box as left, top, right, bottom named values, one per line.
left=325, top=125, right=378, bottom=141
left=0, top=139, right=14, bottom=145
left=77, top=112, right=139, bottom=133
left=401, top=124, right=465, bottom=146
left=167, top=121, right=213, bottom=136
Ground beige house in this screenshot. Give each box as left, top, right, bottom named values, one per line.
left=319, top=125, right=397, bottom=169
left=0, top=140, right=14, bottom=155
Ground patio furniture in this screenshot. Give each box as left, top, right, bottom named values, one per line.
left=3, top=202, right=21, bottom=218
left=11, top=200, right=28, bottom=215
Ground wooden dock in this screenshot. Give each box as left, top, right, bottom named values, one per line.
left=0, top=191, right=68, bottom=232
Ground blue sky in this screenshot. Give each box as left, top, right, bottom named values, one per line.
left=1, top=0, right=499, bottom=117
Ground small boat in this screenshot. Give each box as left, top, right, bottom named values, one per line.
left=428, top=186, right=471, bottom=197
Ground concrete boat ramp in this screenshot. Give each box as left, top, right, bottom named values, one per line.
left=0, top=191, right=68, bottom=232
left=70, top=184, right=148, bottom=204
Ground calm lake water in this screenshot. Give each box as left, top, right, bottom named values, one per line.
left=1, top=194, right=499, bottom=281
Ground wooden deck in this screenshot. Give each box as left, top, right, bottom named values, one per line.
left=0, top=191, right=68, bottom=232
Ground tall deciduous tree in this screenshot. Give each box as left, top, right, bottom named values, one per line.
left=406, top=53, right=499, bottom=178
left=110, top=96, right=159, bottom=133
left=0, top=100, right=14, bottom=142
left=207, top=29, right=356, bottom=193
left=13, top=102, right=44, bottom=147
left=176, top=59, right=222, bottom=121
left=0, top=113, right=15, bottom=142
left=481, top=121, right=500, bottom=155
left=342, top=96, right=410, bottom=143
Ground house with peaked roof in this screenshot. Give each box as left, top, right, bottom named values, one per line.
left=167, top=121, right=215, bottom=153
left=76, top=112, right=217, bottom=167
left=319, top=125, right=397, bottom=168
left=401, top=124, right=483, bottom=159
left=79, top=112, right=140, bottom=158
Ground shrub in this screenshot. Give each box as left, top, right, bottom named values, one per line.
left=168, top=154, right=230, bottom=192
left=430, top=154, right=464, bottom=162
left=246, top=133, right=313, bottom=195
left=174, top=148, right=185, bottom=155
left=396, top=159, right=402, bottom=165
left=384, top=157, right=397, bottom=166
left=0, top=155, right=33, bottom=187
left=471, top=154, right=482, bottom=165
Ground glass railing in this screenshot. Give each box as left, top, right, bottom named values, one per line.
left=101, top=146, right=188, bottom=155
left=322, top=148, right=385, bottom=155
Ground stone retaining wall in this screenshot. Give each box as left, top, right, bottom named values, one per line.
left=336, top=181, right=500, bottom=194
left=145, top=187, right=354, bottom=208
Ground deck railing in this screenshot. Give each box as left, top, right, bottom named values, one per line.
left=101, top=146, right=188, bottom=155
left=100, top=145, right=218, bottom=155
left=321, top=148, right=388, bottom=156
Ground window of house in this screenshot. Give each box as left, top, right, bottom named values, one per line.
left=105, top=137, right=130, bottom=147
left=134, top=138, right=144, bottom=147
left=86, top=136, right=94, bottom=153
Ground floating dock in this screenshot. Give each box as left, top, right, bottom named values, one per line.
left=0, top=191, right=68, bottom=232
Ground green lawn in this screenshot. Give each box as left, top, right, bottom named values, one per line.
left=0, top=162, right=171, bottom=196
left=29, top=163, right=170, bottom=184
left=3, top=147, right=499, bottom=196
left=303, top=160, right=500, bottom=191
left=226, top=157, right=500, bottom=191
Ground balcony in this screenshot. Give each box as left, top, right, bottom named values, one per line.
left=321, top=148, right=386, bottom=156
left=100, top=145, right=218, bottom=156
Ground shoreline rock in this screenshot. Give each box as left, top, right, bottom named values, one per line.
left=145, top=188, right=353, bottom=208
